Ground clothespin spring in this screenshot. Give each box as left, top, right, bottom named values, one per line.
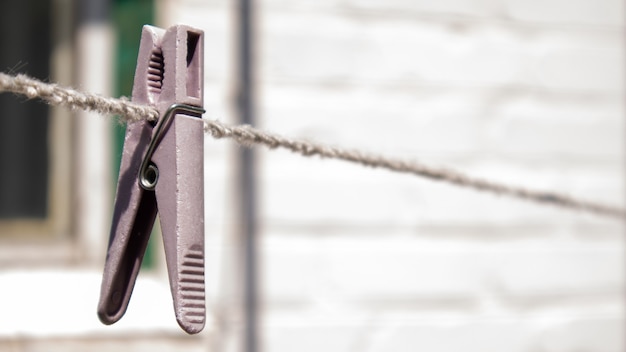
left=139, top=103, right=205, bottom=190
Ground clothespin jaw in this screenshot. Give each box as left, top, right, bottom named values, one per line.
left=98, top=24, right=205, bottom=334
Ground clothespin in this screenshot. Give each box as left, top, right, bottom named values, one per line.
left=97, top=24, right=205, bottom=334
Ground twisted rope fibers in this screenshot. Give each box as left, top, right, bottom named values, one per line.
left=0, top=73, right=159, bottom=121
left=1, top=72, right=623, bottom=219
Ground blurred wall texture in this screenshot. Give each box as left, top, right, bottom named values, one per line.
left=0, top=0, right=624, bottom=351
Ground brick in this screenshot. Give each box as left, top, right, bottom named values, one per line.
left=484, top=94, right=622, bottom=158
left=363, top=321, right=534, bottom=352
left=261, top=236, right=333, bottom=300
left=265, top=324, right=364, bottom=352
left=347, top=0, right=504, bottom=18
left=260, top=234, right=624, bottom=304
left=490, top=246, right=624, bottom=298
left=536, top=317, right=624, bottom=352
left=262, top=85, right=623, bottom=163
left=326, top=248, right=484, bottom=300
left=261, top=155, right=432, bottom=225
left=261, top=14, right=528, bottom=86
left=263, top=0, right=504, bottom=19
left=261, top=237, right=485, bottom=301
left=261, top=85, right=482, bottom=156
left=364, top=317, right=623, bottom=352
left=506, top=0, right=624, bottom=26
left=533, top=46, right=623, bottom=93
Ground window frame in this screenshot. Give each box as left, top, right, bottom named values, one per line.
left=0, top=1, right=87, bottom=265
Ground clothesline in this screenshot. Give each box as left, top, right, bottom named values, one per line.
left=0, top=72, right=623, bottom=219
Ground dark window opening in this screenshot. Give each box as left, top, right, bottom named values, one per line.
left=0, top=0, right=51, bottom=219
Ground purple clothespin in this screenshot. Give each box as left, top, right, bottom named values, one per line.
left=97, top=24, right=205, bottom=334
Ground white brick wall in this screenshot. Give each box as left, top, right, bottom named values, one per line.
left=168, top=0, right=624, bottom=351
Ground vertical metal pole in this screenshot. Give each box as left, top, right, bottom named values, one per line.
left=235, top=0, right=258, bottom=352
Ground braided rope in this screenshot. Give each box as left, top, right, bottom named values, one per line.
left=1, top=72, right=623, bottom=219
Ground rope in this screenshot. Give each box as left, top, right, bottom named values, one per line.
left=0, top=73, right=158, bottom=122
left=1, top=72, right=624, bottom=219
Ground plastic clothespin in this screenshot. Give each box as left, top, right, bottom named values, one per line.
left=97, top=24, right=205, bottom=334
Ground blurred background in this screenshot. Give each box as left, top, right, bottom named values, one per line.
left=0, top=0, right=623, bottom=351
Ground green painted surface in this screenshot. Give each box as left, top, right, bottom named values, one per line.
left=112, top=0, right=155, bottom=268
